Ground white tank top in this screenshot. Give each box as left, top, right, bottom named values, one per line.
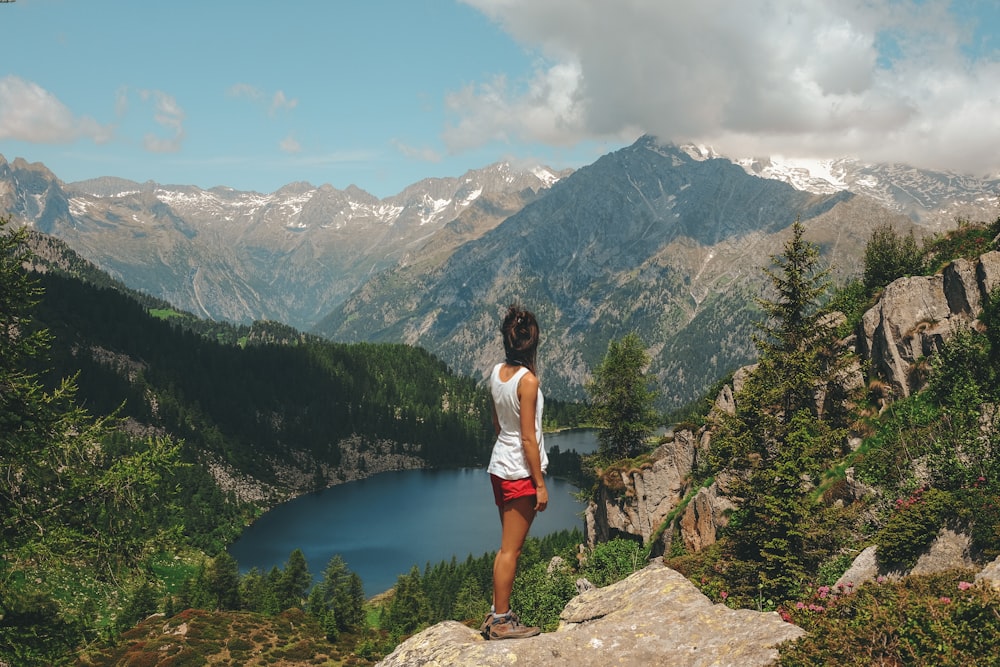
left=487, top=362, right=547, bottom=480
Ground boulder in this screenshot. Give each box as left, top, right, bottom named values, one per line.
left=974, top=555, right=1000, bottom=591
left=377, top=562, right=806, bottom=667
left=860, top=275, right=953, bottom=398
left=835, top=529, right=976, bottom=589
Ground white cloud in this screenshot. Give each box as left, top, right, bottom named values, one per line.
left=392, top=139, right=443, bottom=163
left=229, top=83, right=298, bottom=116
left=227, top=83, right=263, bottom=101
left=270, top=90, right=298, bottom=115
left=280, top=135, right=301, bottom=154
left=455, top=0, right=1000, bottom=175
left=0, top=75, right=112, bottom=144
left=139, top=89, right=186, bottom=153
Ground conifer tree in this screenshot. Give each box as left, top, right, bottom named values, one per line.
left=206, top=552, right=241, bottom=610
left=383, top=566, right=430, bottom=637
left=307, top=555, right=364, bottom=631
left=1, top=216, right=182, bottom=665
left=752, top=219, right=832, bottom=422
left=275, top=549, right=311, bottom=611
left=716, top=220, right=847, bottom=602
left=586, top=332, right=660, bottom=460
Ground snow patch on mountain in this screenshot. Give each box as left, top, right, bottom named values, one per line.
left=737, top=156, right=849, bottom=195
left=531, top=166, right=560, bottom=187
left=420, top=196, right=453, bottom=225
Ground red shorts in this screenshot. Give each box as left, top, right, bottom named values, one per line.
left=490, top=474, right=537, bottom=507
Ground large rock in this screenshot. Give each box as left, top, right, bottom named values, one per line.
left=584, top=430, right=705, bottom=549
left=377, top=562, right=805, bottom=667
left=836, top=530, right=977, bottom=589
left=859, top=251, right=1000, bottom=398
left=679, top=482, right=736, bottom=552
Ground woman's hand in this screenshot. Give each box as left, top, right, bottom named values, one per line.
left=534, top=485, right=548, bottom=512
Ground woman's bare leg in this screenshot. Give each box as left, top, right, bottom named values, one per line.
left=492, top=495, right=536, bottom=614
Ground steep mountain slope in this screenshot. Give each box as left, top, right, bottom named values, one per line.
left=0, top=155, right=563, bottom=330
left=18, top=233, right=494, bottom=508
left=318, top=137, right=916, bottom=408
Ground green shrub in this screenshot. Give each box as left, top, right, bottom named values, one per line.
left=875, top=488, right=953, bottom=571
left=923, top=223, right=996, bottom=273
left=863, top=223, right=923, bottom=291
left=779, top=571, right=1000, bottom=666
left=581, top=538, right=645, bottom=587
left=510, top=562, right=577, bottom=631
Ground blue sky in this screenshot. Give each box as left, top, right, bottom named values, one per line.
left=1, top=0, right=998, bottom=198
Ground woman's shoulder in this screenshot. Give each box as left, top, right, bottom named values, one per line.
left=517, top=367, right=539, bottom=390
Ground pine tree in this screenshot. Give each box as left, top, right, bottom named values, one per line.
left=307, top=555, right=364, bottom=631
left=717, top=220, right=848, bottom=603
left=752, top=219, right=832, bottom=421
left=206, top=552, right=241, bottom=610
left=383, top=566, right=430, bottom=637
left=1, top=216, right=182, bottom=665
left=275, top=549, right=311, bottom=611
left=586, top=332, right=660, bottom=460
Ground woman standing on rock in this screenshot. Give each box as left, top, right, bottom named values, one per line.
left=480, top=304, right=549, bottom=640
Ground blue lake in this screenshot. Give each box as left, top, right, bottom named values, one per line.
left=228, top=429, right=597, bottom=596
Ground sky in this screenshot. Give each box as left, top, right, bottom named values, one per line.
left=1, top=0, right=999, bottom=199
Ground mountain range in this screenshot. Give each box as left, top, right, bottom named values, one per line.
left=3, top=136, right=998, bottom=408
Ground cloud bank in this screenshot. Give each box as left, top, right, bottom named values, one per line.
left=0, top=75, right=112, bottom=144
left=454, top=0, right=1000, bottom=175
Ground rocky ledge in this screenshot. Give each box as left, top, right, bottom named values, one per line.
left=377, top=561, right=805, bottom=667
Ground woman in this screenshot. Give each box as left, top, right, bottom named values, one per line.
left=480, top=305, right=549, bottom=640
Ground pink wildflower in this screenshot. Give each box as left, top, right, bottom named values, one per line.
left=720, top=591, right=728, bottom=600
left=939, top=597, right=952, bottom=604
left=958, top=581, right=973, bottom=591
left=818, top=585, right=830, bottom=599
left=796, top=602, right=805, bottom=609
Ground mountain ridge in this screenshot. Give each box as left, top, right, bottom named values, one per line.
left=3, top=137, right=998, bottom=407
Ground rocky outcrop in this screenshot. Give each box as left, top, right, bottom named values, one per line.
left=586, top=251, right=1000, bottom=559
left=859, top=251, right=1000, bottom=398
left=835, top=529, right=978, bottom=589
left=679, top=478, right=738, bottom=553
left=377, top=561, right=805, bottom=667
left=583, top=429, right=710, bottom=551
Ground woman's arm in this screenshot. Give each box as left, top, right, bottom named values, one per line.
left=517, top=372, right=548, bottom=512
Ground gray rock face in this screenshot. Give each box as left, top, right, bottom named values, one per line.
left=377, top=562, right=805, bottom=667
left=584, top=429, right=716, bottom=551
left=859, top=251, right=1000, bottom=398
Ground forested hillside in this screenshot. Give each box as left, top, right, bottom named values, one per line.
left=26, top=236, right=501, bottom=486
left=1, top=219, right=586, bottom=665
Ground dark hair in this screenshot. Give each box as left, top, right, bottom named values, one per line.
left=501, top=304, right=540, bottom=375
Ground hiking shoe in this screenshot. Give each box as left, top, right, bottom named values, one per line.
left=484, top=611, right=541, bottom=640
left=479, top=612, right=494, bottom=639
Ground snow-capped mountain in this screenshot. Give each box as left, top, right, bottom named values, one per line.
left=680, top=145, right=999, bottom=230
left=4, top=136, right=998, bottom=406
left=0, top=154, right=567, bottom=329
